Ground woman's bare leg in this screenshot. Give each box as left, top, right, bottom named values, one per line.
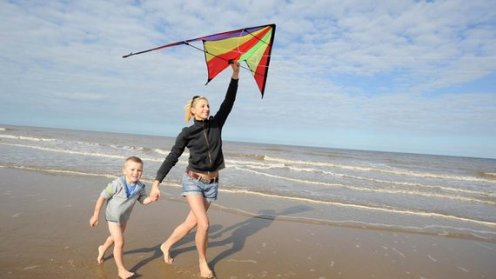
left=186, top=195, right=213, bottom=278
left=161, top=197, right=211, bottom=264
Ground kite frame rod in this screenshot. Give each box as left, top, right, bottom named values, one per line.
left=122, top=23, right=275, bottom=60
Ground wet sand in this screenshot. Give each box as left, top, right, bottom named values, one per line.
left=0, top=167, right=495, bottom=278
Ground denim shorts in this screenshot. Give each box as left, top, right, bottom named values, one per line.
left=181, top=173, right=219, bottom=202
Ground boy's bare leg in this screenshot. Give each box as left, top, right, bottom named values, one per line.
left=187, top=196, right=213, bottom=278
left=161, top=199, right=211, bottom=265
left=97, top=235, right=114, bottom=264
left=108, top=222, right=134, bottom=279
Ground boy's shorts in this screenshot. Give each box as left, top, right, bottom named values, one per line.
left=181, top=173, right=219, bottom=202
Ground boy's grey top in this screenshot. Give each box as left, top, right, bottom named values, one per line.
left=101, top=176, right=147, bottom=224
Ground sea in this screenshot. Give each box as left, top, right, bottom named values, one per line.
left=1, top=124, right=495, bottom=243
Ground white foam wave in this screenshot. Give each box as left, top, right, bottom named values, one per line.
left=227, top=160, right=285, bottom=170
left=154, top=148, right=169, bottom=155
left=264, top=156, right=495, bottom=183
left=278, top=164, right=492, bottom=196
left=0, top=134, right=56, bottom=142
left=1, top=142, right=125, bottom=159
left=154, top=148, right=191, bottom=159
left=232, top=166, right=496, bottom=205
left=0, top=142, right=190, bottom=166
left=332, top=171, right=492, bottom=196
left=0, top=165, right=186, bottom=190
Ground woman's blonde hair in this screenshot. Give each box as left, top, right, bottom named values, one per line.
left=184, top=95, right=207, bottom=123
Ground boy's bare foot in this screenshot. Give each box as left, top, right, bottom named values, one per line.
left=118, top=269, right=134, bottom=279
left=199, top=260, right=214, bottom=278
left=97, top=245, right=105, bottom=264
left=160, top=243, right=174, bottom=264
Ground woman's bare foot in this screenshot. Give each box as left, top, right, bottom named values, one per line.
left=118, top=269, right=134, bottom=279
left=160, top=243, right=174, bottom=264
left=97, top=245, right=105, bottom=264
left=199, top=260, right=213, bottom=278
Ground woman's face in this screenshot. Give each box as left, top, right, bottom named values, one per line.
left=191, top=98, right=210, bottom=120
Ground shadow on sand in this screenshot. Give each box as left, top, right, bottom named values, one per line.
left=124, top=205, right=312, bottom=276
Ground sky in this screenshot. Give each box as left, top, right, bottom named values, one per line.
left=1, top=0, right=495, bottom=159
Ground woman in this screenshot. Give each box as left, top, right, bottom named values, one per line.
left=150, top=61, right=240, bottom=278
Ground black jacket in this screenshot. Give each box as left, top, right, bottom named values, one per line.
left=155, top=78, right=238, bottom=182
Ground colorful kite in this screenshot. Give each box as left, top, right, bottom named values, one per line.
left=123, top=24, right=276, bottom=97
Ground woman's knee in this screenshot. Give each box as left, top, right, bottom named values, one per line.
left=183, top=218, right=198, bottom=230
left=196, top=220, right=209, bottom=232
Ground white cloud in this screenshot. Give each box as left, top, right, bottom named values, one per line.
left=0, top=0, right=495, bottom=158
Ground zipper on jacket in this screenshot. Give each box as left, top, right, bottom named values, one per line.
left=203, top=128, right=213, bottom=167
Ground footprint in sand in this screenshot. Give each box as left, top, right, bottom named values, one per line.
left=23, top=265, right=40, bottom=270
left=11, top=212, right=22, bottom=218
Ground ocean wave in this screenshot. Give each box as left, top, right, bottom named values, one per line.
left=0, top=142, right=193, bottom=168
left=227, top=157, right=495, bottom=197
left=232, top=166, right=496, bottom=205
left=263, top=155, right=495, bottom=183
left=1, top=142, right=126, bottom=159
left=154, top=148, right=191, bottom=159
left=224, top=151, right=266, bottom=161
left=270, top=164, right=493, bottom=196
left=154, top=148, right=169, bottom=155
left=0, top=164, right=182, bottom=189
left=0, top=134, right=56, bottom=142
left=2, top=139, right=493, bottom=204
left=1, top=133, right=158, bottom=155
left=227, top=159, right=285, bottom=170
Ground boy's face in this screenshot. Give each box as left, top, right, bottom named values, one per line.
left=123, top=161, right=143, bottom=183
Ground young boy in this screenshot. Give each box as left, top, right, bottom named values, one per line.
left=89, top=156, right=156, bottom=279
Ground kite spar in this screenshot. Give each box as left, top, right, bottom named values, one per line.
left=123, top=24, right=276, bottom=97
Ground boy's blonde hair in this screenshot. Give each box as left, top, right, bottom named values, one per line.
left=184, top=95, right=208, bottom=123
left=124, top=156, right=143, bottom=166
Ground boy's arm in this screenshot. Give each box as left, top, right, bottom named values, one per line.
left=89, top=196, right=106, bottom=227
left=138, top=184, right=157, bottom=205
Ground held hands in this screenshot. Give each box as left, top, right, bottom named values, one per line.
left=149, top=180, right=161, bottom=201
left=143, top=195, right=159, bottom=205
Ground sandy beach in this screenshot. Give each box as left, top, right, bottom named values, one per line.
left=0, top=167, right=495, bottom=278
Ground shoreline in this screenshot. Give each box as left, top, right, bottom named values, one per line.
left=4, top=164, right=495, bottom=244
left=1, top=167, right=495, bottom=278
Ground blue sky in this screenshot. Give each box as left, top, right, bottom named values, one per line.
left=1, top=0, right=495, bottom=159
